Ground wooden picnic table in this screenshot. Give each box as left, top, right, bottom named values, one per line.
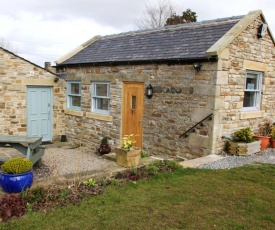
left=0, top=136, right=45, bottom=165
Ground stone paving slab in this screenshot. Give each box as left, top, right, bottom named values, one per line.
left=180, top=154, right=225, bottom=168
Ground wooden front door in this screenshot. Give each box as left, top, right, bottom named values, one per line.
left=122, top=82, right=144, bottom=148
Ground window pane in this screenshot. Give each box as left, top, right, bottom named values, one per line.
left=72, top=96, right=81, bottom=107
left=96, top=98, right=109, bottom=110
left=243, top=91, right=255, bottom=107
left=132, top=95, right=136, bottom=109
left=96, top=84, right=108, bottom=97
left=71, top=83, right=80, bottom=94
left=246, top=75, right=257, bottom=90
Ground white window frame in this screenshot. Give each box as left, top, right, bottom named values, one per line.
left=67, top=81, right=82, bottom=111
left=243, top=71, right=262, bottom=111
left=92, top=82, right=110, bottom=115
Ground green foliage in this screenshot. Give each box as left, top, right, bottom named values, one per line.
left=100, top=137, right=110, bottom=145
left=82, top=179, right=98, bottom=187
left=98, top=178, right=108, bottom=187
left=150, top=160, right=183, bottom=172
left=21, top=187, right=45, bottom=204
left=141, top=151, right=149, bottom=158
left=108, top=178, right=120, bottom=186
left=122, top=134, right=137, bottom=150
left=165, top=8, right=197, bottom=26
left=233, top=128, right=254, bottom=143
left=271, top=127, right=275, bottom=140
left=130, top=164, right=138, bottom=175
left=145, top=164, right=159, bottom=175
left=1, top=158, right=33, bottom=174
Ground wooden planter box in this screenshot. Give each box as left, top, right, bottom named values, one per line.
left=228, top=140, right=261, bottom=156
left=115, top=147, right=141, bottom=167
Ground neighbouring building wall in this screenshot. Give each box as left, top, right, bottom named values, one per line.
left=0, top=49, right=66, bottom=139
left=63, top=61, right=218, bottom=159
left=213, top=16, right=275, bottom=153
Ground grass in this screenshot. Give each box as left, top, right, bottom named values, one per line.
left=1, top=163, right=275, bottom=229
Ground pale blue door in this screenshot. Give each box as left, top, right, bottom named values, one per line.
left=27, top=87, right=52, bottom=141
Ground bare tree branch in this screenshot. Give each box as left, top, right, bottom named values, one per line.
left=0, top=38, right=17, bottom=54
left=135, top=0, right=175, bottom=29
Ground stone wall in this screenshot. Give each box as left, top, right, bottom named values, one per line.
left=0, top=48, right=66, bottom=139
left=213, top=16, right=275, bottom=153
left=62, top=62, right=217, bottom=159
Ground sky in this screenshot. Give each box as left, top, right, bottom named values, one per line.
left=0, top=0, right=274, bottom=67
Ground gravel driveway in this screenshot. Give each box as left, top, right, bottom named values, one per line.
left=34, top=147, right=117, bottom=181
left=196, top=148, right=275, bottom=169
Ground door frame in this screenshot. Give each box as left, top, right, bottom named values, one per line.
left=26, top=86, right=53, bottom=142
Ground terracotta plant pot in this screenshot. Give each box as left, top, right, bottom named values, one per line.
left=253, top=135, right=271, bottom=151
left=271, top=139, right=275, bottom=148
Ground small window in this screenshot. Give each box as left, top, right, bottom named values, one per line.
left=243, top=71, right=262, bottom=110
left=67, top=81, right=81, bottom=110
left=132, top=95, right=136, bottom=109
left=92, top=82, right=110, bottom=114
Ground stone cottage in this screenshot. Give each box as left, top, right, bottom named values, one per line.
left=56, top=10, right=275, bottom=159
left=0, top=47, right=65, bottom=141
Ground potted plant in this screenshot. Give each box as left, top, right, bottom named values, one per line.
left=253, top=120, right=273, bottom=150
left=97, top=137, right=111, bottom=155
left=115, top=134, right=141, bottom=167
left=228, top=128, right=261, bottom=155
left=0, top=158, right=34, bottom=193
left=270, top=126, right=275, bottom=148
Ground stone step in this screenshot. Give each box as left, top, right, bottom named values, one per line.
left=180, top=154, right=224, bottom=168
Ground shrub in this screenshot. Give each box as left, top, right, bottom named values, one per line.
left=0, top=193, right=27, bottom=222
left=100, top=137, right=110, bottom=145
left=145, top=164, right=159, bottom=175
left=233, top=128, right=254, bottom=143
left=141, top=151, right=149, bottom=158
left=1, top=158, right=33, bottom=174
left=271, top=127, right=275, bottom=140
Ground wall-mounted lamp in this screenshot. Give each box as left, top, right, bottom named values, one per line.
left=54, top=77, right=59, bottom=83
left=146, top=84, right=153, bottom=99
left=193, top=63, right=202, bottom=72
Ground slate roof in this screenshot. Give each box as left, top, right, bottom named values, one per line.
left=60, top=16, right=243, bottom=65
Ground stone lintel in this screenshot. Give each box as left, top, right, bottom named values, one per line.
left=243, top=60, right=267, bottom=72
left=23, top=79, right=57, bottom=86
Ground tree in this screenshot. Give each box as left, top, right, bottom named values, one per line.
left=165, top=8, right=197, bottom=26
left=0, top=38, right=17, bottom=53
left=135, top=0, right=175, bottom=29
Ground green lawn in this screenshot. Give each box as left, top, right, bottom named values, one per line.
left=1, top=164, right=275, bottom=229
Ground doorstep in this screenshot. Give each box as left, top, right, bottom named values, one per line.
left=102, top=152, right=169, bottom=165
left=180, top=154, right=225, bottom=168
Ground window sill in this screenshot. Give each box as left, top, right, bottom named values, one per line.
left=240, top=110, right=264, bottom=119
left=64, top=109, right=84, bottom=117
left=86, top=112, right=113, bottom=122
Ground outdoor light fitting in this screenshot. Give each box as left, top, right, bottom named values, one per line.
left=146, top=84, right=153, bottom=99
left=193, top=63, right=202, bottom=72
left=54, top=77, right=59, bottom=83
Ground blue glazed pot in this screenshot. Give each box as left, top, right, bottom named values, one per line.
left=0, top=169, right=34, bottom=193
